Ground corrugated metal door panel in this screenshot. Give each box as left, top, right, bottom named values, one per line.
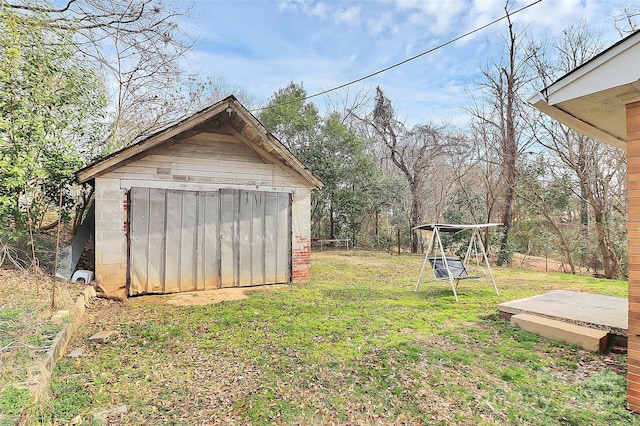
left=164, top=190, right=182, bottom=293
left=180, top=191, right=198, bottom=292
left=129, top=187, right=150, bottom=296
left=264, top=192, right=278, bottom=283
left=220, top=190, right=238, bottom=287
left=251, top=192, right=266, bottom=285
left=147, top=189, right=166, bottom=293
left=195, top=193, right=206, bottom=291
left=203, top=192, right=220, bottom=289
left=275, top=192, right=291, bottom=283
left=129, top=188, right=290, bottom=294
left=238, top=191, right=253, bottom=286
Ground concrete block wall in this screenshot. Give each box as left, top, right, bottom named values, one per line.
left=94, top=177, right=128, bottom=297
left=291, top=189, right=312, bottom=283
left=627, top=100, right=640, bottom=412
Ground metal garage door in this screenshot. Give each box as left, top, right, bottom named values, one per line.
left=129, top=188, right=291, bottom=295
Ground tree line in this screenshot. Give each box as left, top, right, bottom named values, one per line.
left=0, top=1, right=636, bottom=279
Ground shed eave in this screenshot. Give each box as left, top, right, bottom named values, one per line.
left=231, top=105, right=323, bottom=190
left=76, top=96, right=323, bottom=189
left=76, top=100, right=234, bottom=184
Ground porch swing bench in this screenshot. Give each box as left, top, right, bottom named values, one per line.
left=429, top=256, right=485, bottom=282
left=414, top=223, right=502, bottom=302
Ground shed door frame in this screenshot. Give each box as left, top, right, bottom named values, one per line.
left=127, top=187, right=291, bottom=295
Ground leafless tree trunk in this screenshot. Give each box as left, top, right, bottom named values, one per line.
left=533, top=122, right=625, bottom=278
left=368, top=88, right=435, bottom=252
left=5, top=0, right=200, bottom=152
left=499, top=19, right=518, bottom=265
left=514, top=162, right=577, bottom=274
left=466, top=4, right=533, bottom=265
left=530, top=23, right=627, bottom=278
left=361, top=87, right=467, bottom=253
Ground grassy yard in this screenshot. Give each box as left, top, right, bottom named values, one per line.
left=31, top=251, right=637, bottom=425
left=0, top=270, right=80, bottom=426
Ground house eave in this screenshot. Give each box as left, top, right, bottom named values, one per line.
left=528, top=30, right=640, bottom=149
left=528, top=92, right=627, bottom=149
left=542, top=29, right=640, bottom=104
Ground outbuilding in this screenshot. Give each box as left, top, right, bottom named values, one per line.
left=529, top=29, right=640, bottom=412
left=77, top=96, right=322, bottom=298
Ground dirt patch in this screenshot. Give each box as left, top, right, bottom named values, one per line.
left=512, top=253, right=568, bottom=273
left=130, top=284, right=291, bottom=307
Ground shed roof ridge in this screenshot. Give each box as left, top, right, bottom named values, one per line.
left=76, top=96, right=322, bottom=189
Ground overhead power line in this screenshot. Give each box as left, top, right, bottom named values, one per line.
left=251, top=0, right=542, bottom=113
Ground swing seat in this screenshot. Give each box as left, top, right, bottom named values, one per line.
left=428, top=257, right=485, bottom=281
left=413, top=223, right=502, bottom=301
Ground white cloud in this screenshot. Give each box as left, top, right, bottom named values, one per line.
left=309, top=2, right=330, bottom=18
left=170, top=0, right=629, bottom=126
left=513, top=0, right=611, bottom=38
left=334, top=5, right=363, bottom=26
left=367, top=11, right=395, bottom=36
left=395, top=0, right=466, bottom=35
left=278, top=0, right=330, bottom=19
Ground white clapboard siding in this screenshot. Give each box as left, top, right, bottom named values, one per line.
left=103, top=132, right=306, bottom=188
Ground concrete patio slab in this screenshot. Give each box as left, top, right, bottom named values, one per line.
left=497, top=290, right=627, bottom=335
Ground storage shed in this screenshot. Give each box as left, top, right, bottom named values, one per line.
left=77, top=96, right=322, bottom=297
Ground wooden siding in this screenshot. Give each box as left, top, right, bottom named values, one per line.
left=103, top=132, right=307, bottom=188
left=628, top=100, right=640, bottom=413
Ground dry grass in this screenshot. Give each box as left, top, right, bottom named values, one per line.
left=0, top=270, right=79, bottom=380
left=0, top=269, right=84, bottom=425
left=4, top=251, right=638, bottom=425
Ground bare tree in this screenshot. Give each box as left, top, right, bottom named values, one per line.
left=365, top=87, right=466, bottom=253
left=468, top=115, right=506, bottom=231
left=467, top=4, right=535, bottom=265
left=5, top=0, right=196, bottom=152
left=533, top=124, right=626, bottom=277
left=611, top=2, right=640, bottom=36
left=530, top=23, right=627, bottom=278
left=515, top=157, right=579, bottom=274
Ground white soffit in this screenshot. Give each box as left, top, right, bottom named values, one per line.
left=544, top=34, right=640, bottom=105
left=528, top=31, right=640, bottom=149
left=528, top=92, right=627, bottom=148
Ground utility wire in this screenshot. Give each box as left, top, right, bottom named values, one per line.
left=251, top=0, right=542, bottom=113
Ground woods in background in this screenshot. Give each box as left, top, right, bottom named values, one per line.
left=0, top=1, right=634, bottom=279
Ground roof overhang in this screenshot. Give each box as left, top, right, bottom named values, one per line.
left=76, top=96, right=323, bottom=189
left=528, top=30, right=640, bottom=149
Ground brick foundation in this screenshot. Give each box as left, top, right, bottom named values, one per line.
left=627, top=101, right=640, bottom=412
left=292, top=236, right=311, bottom=282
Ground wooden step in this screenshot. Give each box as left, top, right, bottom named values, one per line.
left=510, top=313, right=608, bottom=353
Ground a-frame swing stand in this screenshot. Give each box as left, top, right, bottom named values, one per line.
left=414, top=223, right=501, bottom=302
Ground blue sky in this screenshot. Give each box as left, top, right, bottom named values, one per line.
left=180, top=0, right=630, bottom=126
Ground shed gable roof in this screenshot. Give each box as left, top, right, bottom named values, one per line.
left=528, top=29, right=640, bottom=148
left=77, top=96, right=323, bottom=189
